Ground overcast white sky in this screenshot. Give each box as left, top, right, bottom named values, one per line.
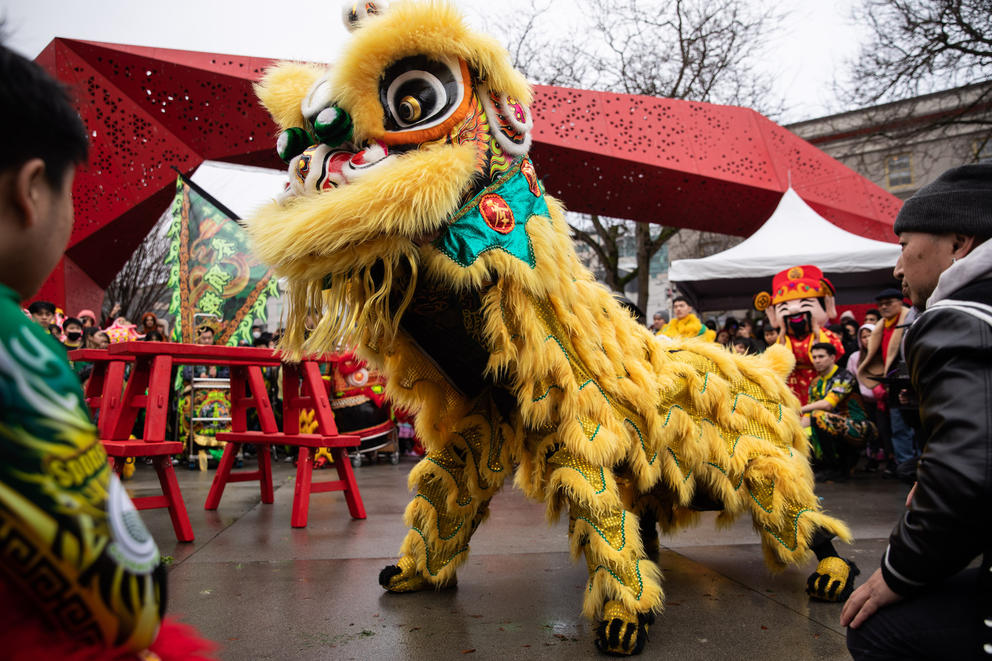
left=2, top=0, right=865, bottom=123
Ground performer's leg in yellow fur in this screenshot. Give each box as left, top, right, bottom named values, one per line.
left=522, top=439, right=662, bottom=656
left=633, top=458, right=858, bottom=604
left=379, top=394, right=513, bottom=592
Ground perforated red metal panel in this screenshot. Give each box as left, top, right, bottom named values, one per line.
left=530, top=85, right=899, bottom=241
left=34, top=41, right=900, bottom=312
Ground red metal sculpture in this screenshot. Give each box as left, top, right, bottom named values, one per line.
left=33, top=39, right=900, bottom=311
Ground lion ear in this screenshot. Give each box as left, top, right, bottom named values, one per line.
left=254, top=62, right=328, bottom=131
left=479, top=85, right=533, bottom=156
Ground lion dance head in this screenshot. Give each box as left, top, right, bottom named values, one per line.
left=247, top=0, right=537, bottom=358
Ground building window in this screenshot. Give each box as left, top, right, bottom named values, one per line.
left=975, top=138, right=992, bottom=163
left=886, top=154, right=913, bottom=188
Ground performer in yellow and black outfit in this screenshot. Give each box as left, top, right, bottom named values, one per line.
left=245, top=3, right=858, bottom=654
left=657, top=295, right=716, bottom=341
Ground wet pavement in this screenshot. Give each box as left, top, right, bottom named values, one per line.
left=127, top=454, right=910, bottom=660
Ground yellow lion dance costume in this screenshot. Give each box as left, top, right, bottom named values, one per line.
left=247, top=2, right=856, bottom=654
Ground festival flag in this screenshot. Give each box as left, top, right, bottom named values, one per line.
left=164, top=175, right=278, bottom=345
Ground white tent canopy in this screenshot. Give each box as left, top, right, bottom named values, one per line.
left=669, top=188, right=902, bottom=311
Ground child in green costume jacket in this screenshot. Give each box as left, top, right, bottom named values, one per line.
left=0, top=41, right=211, bottom=659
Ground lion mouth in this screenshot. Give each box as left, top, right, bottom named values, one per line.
left=279, top=139, right=418, bottom=204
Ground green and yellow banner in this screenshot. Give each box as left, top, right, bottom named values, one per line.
left=165, top=176, right=278, bottom=345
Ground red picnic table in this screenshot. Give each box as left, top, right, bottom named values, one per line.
left=72, top=343, right=366, bottom=542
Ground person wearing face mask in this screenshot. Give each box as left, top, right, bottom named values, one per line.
left=61, top=317, right=86, bottom=379
left=61, top=316, right=84, bottom=349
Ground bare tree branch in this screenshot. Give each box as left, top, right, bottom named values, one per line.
left=821, top=0, right=992, bottom=177
left=493, top=0, right=782, bottom=312
left=845, top=0, right=991, bottom=108
left=102, top=211, right=172, bottom=325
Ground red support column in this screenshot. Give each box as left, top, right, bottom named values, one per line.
left=142, top=354, right=173, bottom=441
left=291, top=447, right=315, bottom=528
left=153, top=455, right=195, bottom=543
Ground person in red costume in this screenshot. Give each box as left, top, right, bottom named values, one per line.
left=754, top=265, right=845, bottom=405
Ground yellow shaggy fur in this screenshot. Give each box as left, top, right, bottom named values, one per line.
left=245, top=0, right=852, bottom=649
left=253, top=62, right=324, bottom=132
left=331, top=1, right=532, bottom=144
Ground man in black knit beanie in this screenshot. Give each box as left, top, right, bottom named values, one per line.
left=841, top=163, right=992, bottom=659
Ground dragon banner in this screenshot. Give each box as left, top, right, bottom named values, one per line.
left=164, top=176, right=278, bottom=345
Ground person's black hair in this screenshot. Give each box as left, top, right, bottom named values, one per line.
left=840, top=317, right=859, bottom=335
left=732, top=337, right=749, bottom=347
left=62, top=316, right=82, bottom=329
left=723, top=316, right=739, bottom=330
left=672, top=295, right=690, bottom=306
left=811, top=342, right=837, bottom=357
left=704, top=318, right=717, bottom=331
left=82, top=326, right=100, bottom=341
left=27, top=300, right=56, bottom=314
left=252, top=332, right=273, bottom=348
left=143, top=330, right=164, bottom=341
left=47, top=323, right=61, bottom=335
left=0, top=40, right=89, bottom=186
left=865, top=308, right=881, bottom=319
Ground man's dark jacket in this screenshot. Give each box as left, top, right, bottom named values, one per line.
left=882, top=276, right=992, bottom=652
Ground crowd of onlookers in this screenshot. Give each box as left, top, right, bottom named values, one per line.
left=26, top=299, right=280, bottom=354
left=648, top=292, right=917, bottom=484
left=647, top=298, right=883, bottom=361
left=25, top=293, right=916, bottom=483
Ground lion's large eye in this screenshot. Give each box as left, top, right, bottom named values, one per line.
left=398, top=96, right=422, bottom=123
left=380, top=56, right=463, bottom=131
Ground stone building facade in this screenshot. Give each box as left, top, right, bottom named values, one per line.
left=786, top=82, right=992, bottom=200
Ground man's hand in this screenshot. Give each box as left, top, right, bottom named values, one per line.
left=840, top=568, right=903, bottom=629
left=906, top=482, right=916, bottom=508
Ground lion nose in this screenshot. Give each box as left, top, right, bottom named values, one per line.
left=313, top=105, right=354, bottom=148
left=276, top=104, right=355, bottom=163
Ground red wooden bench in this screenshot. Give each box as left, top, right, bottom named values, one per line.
left=209, top=358, right=365, bottom=527
left=70, top=347, right=194, bottom=542
left=103, top=343, right=366, bottom=531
